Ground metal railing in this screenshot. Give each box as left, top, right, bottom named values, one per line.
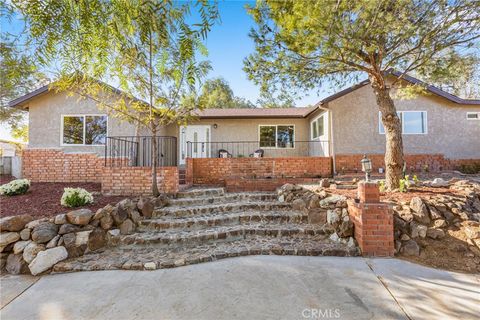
left=186, top=140, right=329, bottom=159
left=105, top=136, right=177, bottom=167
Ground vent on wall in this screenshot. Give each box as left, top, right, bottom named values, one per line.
left=466, top=112, right=480, bottom=120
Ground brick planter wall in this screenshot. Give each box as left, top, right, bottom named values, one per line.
left=101, top=166, right=179, bottom=196
left=347, top=182, right=394, bottom=257
left=186, top=157, right=332, bottom=187
left=335, top=153, right=480, bottom=173
left=22, top=149, right=103, bottom=183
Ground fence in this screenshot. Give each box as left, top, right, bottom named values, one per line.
left=105, top=136, right=177, bottom=167
left=186, top=140, right=330, bottom=159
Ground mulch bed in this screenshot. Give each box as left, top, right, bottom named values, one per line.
left=0, top=175, right=125, bottom=218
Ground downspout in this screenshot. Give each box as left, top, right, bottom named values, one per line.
left=317, top=104, right=336, bottom=176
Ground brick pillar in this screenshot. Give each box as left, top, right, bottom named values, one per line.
left=185, top=158, right=193, bottom=187
left=348, top=182, right=394, bottom=257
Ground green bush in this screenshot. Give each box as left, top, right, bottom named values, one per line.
left=0, top=179, right=30, bottom=196
left=61, top=188, right=94, bottom=208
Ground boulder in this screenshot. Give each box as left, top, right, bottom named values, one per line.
left=129, top=210, right=143, bottom=224
left=144, top=262, right=156, bottom=270
left=0, top=215, right=34, bottom=232
left=58, top=223, right=81, bottom=235
left=93, top=208, right=107, bottom=221
left=66, top=209, right=93, bottom=225
left=0, top=232, right=20, bottom=247
left=120, top=219, right=135, bottom=235
left=25, top=218, right=48, bottom=229
left=108, top=229, right=120, bottom=237
left=337, top=220, right=354, bottom=238
left=426, top=228, right=445, bottom=240
left=410, top=222, right=427, bottom=239
left=13, top=240, right=31, bottom=254
left=292, top=198, right=306, bottom=211
left=20, top=228, right=31, bottom=240
left=401, top=240, right=420, bottom=256
left=62, top=233, right=86, bottom=258
left=307, top=209, right=327, bottom=225
left=430, top=178, right=449, bottom=188
left=428, top=205, right=443, bottom=220
left=46, top=235, right=60, bottom=249
left=319, top=178, right=330, bottom=188
left=137, top=197, right=154, bottom=218
left=433, top=219, right=447, bottom=228
left=409, top=197, right=430, bottom=224
left=75, top=231, right=93, bottom=246
left=54, top=214, right=67, bottom=225
left=326, top=209, right=341, bottom=226
left=100, top=214, right=114, bottom=230
left=115, top=199, right=135, bottom=225
left=6, top=253, right=29, bottom=274
left=319, top=195, right=347, bottom=208
left=278, top=195, right=285, bottom=203
left=88, top=228, right=107, bottom=251
left=395, top=207, right=414, bottom=222
left=464, top=222, right=480, bottom=240
left=22, top=242, right=45, bottom=263
left=307, top=195, right=320, bottom=209
left=111, top=207, right=127, bottom=226
left=28, top=246, right=68, bottom=276
left=329, top=232, right=340, bottom=242
left=31, top=222, right=58, bottom=243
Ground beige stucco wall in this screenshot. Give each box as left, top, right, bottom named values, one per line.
left=328, top=84, right=480, bottom=159
left=27, top=91, right=137, bottom=155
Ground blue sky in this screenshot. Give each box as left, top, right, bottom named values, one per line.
left=0, top=0, right=344, bottom=141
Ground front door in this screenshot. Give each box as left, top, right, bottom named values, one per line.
left=179, top=125, right=211, bottom=165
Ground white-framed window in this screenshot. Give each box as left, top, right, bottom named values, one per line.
left=311, top=115, right=325, bottom=140
left=61, top=114, right=108, bottom=146
left=466, top=112, right=480, bottom=120
left=379, top=111, right=427, bottom=135
left=259, top=125, right=295, bottom=148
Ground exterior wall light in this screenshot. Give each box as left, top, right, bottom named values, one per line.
left=213, top=124, right=218, bottom=129
left=361, top=154, right=372, bottom=181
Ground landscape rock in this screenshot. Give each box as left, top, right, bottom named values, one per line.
left=58, top=223, right=81, bottom=235
left=430, top=178, right=449, bottom=188
left=410, top=197, right=430, bottom=224
left=25, top=218, right=48, bottom=230
left=402, top=240, right=420, bottom=256
left=108, top=229, right=120, bottom=237
left=137, top=197, right=154, bottom=218
left=329, top=232, right=340, bottom=242
left=427, top=205, right=443, bottom=220
left=464, top=222, right=480, bottom=239
left=6, top=253, right=29, bottom=274
left=28, top=246, right=68, bottom=276
left=19, top=228, right=31, bottom=240
left=426, top=228, right=445, bottom=240
left=75, top=231, right=93, bottom=247
left=319, top=178, right=330, bottom=188
left=120, top=219, right=135, bottom=235
left=0, top=215, right=33, bottom=232
left=111, top=206, right=128, bottom=226
left=292, top=198, right=306, bottom=211
left=54, top=214, right=67, bottom=225
left=22, top=242, right=45, bottom=263
left=319, top=195, right=346, bottom=208
left=88, top=228, right=107, bottom=251
left=410, top=222, right=427, bottom=239
left=0, top=232, right=20, bottom=247
left=31, top=222, right=58, bottom=243
left=337, top=220, right=354, bottom=238
left=129, top=210, right=143, bottom=224
left=307, top=209, right=327, bottom=225
left=46, top=235, right=60, bottom=249
left=66, top=209, right=93, bottom=225
left=100, top=214, right=114, bottom=230
left=433, top=219, right=447, bottom=228
left=144, top=262, right=156, bottom=270
left=13, top=240, right=31, bottom=254
left=326, top=210, right=340, bottom=226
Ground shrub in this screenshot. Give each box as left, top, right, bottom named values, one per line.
left=0, top=179, right=30, bottom=196
left=459, top=163, right=480, bottom=174
left=61, top=188, right=94, bottom=208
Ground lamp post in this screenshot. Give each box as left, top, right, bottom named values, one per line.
left=361, top=154, right=372, bottom=182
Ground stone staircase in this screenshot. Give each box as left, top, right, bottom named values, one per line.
left=53, top=187, right=358, bottom=272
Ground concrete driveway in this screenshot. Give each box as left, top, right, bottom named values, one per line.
left=1, top=256, right=478, bottom=320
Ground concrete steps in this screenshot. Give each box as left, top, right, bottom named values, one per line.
left=175, top=187, right=225, bottom=199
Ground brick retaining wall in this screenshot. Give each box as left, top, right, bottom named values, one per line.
left=23, top=149, right=103, bottom=183
left=335, top=153, right=480, bottom=173
left=187, top=157, right=332, bottom=187
left=101, top=166, right=178, bottom=196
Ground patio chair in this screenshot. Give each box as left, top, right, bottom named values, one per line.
left=218, top=149, right=232, bottom=158
left=249, top=149, right=264, bottom=158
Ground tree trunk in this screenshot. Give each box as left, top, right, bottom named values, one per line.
left=369, top=75, right=404, bottom=190
left=151, top=124, right=160, bottom=196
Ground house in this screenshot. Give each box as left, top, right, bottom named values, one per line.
left=8, top=73, right=480, bottom=195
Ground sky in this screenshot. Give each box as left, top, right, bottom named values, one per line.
left=0, top=0, right=345, bottom=142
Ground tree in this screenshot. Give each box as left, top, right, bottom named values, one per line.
left=244, top=0, right=480, bottom=190
left=187, top=77, right=255, bottom=108
left=16, top=0, right=219, bottom=196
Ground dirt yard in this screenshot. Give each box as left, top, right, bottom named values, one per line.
left=0, top=175, right=124, bottom=218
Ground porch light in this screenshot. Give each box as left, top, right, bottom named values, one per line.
left=213, top=124, right=218, bottom=129
left=361, top=154, right=372, bottom=182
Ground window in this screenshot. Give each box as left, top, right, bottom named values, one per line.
left=62, top=115, right=107, bottom=145
left=259, top=125, right=295, bottom=148
left=311, top=115, right=325, bottom=139
left=467, top=112, right=480, bottom=120
left=379, top=111, right=427, bottom=134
